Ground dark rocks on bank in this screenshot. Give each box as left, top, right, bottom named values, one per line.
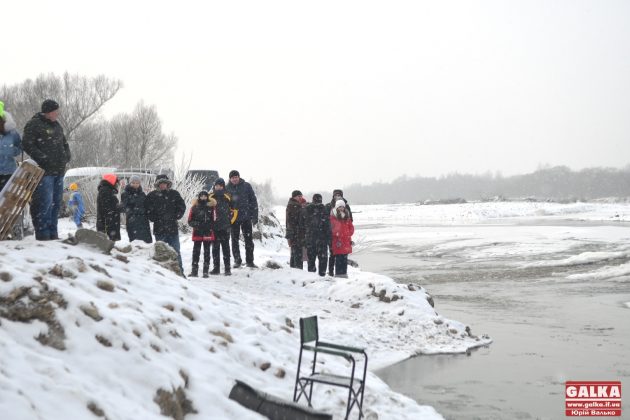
left=154, top=387, right=197, bottom=420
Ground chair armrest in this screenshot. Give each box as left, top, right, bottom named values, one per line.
left=317, top=341, right=366, bottom=355
left=302, top=344, right=353, bottom=362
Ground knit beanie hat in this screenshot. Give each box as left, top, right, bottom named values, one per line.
left=129, top=175, right=142, bottom=184
left=41, top=99, right=60, bottom=113
left=291, top=190, right=303, bottom=198
left=154, top=174, right=172, bottom=188
left=333, top=189, right=343, bottom=197
left=103, top=173, right=118, bottom=186
left=198, top=190, right=209, bottom=199
left=335, top=199, right=346, bottom=210
left=229, top=170, right=240, bottom=178
left=69, top=183, right=78, bottom=191
left=214, top=177, right=226, bottom=187
left=312, top=194, right=323, bottom=204
left=0, top=101, right=4, bottom=119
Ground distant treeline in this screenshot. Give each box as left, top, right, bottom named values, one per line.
left=342, top=166, right=630, bottom=204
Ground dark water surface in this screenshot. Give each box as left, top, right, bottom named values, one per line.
left=353, top=222, right=630, bottom=420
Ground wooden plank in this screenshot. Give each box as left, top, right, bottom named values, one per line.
left=0, top=161, right=45, bottom=240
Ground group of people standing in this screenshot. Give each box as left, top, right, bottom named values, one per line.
left=285, top=189, right=355, bottom=278
left=2, top=99, right=356, bottom=280
left=94, top=171, right=259, bottom=278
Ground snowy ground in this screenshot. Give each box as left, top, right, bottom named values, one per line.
left=0, top=210, right=489, bottom=420
left=4, top=200, right=626, bottom=419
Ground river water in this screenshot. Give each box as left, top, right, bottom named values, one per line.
left=352, top=220, right=630, bottom=420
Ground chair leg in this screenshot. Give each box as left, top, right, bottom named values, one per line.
left=293, top=347, right=305, bottom=402
left=308, top=380, right=314, bottom=407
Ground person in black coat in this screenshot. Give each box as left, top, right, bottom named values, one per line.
left=121, top=175, right=152, bottom=243
left=209, top=178, right=234, bottom=275
left=286, top=190, right=306, bottom=269
left=225, top=170, right=258, bottom=268
left=303, top=194, right=331, bottom=276
left=96, top=173, right=121, bottom=241
left=187, top=191, right=216, bottom=277
left=324, top=189, right=353, bottom=276
left=144, top=174, right=186, bottom=275
left=22, top=99, right=71, bottom=240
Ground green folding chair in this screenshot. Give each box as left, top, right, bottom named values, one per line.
left=293, top=316, right=368, bottom=419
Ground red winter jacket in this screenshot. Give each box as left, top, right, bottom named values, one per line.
left=187, top=199, right=216, bottom=242
left=330, top=215, right=354, bottom=255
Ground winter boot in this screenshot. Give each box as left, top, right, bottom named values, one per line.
left=224, top=258, right=232, bottom=276
left=189, top=264, right=199, bottom=278
left=210, top=265, right=220, bottom=275
left=245, top=262, right=258, bottom=268
left=203, top=262, right=210, bottom=278
left=233, top=259, right=242, bottom=269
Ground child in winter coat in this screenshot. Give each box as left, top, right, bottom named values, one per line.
left=329, top=199, right=354, bottom=278
left=209, top=178, right=235, bottom=276
left=187, top=190, right=216, bottom=278
left=121, top=175, right=152, bottom=243
left=67, top=183, right=85, bottom=228
left=96, top=173, right=121, bottom=241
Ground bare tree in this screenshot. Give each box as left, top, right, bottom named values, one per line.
left=170, top=153, right=205, bottom=233
left=108, top=101, right=176, bottom=169
left=0, top=72, right=122, bottom=139
left=70, top=118, right=112, bottom=167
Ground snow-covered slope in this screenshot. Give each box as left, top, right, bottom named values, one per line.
left=0, top=218, right=488, bottom=420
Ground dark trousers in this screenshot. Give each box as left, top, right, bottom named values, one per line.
left=334, top=254, right=348, bottom=276
left=192, top=240, right=212, bottom=271
left=31, top=175, right=64, bottom=240
left=290, top=245, right=303, bottom=269
left=328, top=246, right=336, bottom=275
left=231, top=220, right=254, bottom=264
left=0, top=174, right=11, bottom=193
left=307, top=242, right=328, bottom=276
left=213, top=230, right=231, bottom=269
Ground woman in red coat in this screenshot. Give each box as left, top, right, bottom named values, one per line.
left=329, top=199, right=354, bottom=278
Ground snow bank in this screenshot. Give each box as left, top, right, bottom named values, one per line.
left=0, top=218, right=484, bottom=419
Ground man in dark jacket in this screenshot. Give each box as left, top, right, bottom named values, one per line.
left=96, top=173, right=121, bottom=241
left=145, top=174, right=186, bottom=275
left=121, top=175, right=152, bottom=243
left=22, top=100, right=71, bottom=240
left=324, top=189, right=353, bottom=276
left=304, top=194, right=331, bottom=276
left=209, top=178, right=234, bottom=275
left=225, top=169, right=259, bottom=268
left=285, top=190, right=305, bottom=269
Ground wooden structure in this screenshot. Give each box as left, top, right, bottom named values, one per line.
left=0, top=160, right=44, bottom=240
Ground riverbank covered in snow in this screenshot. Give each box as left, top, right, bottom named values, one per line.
left=0, top=216, right=489, bottom=420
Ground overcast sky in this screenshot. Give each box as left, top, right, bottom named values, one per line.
left=4, top=0, right=630, bottom=196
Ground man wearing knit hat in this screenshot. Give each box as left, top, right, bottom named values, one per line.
left=145, top=174, right=187, bottom=276
left=22, top=99, right=71, bottom=240
left=285, top=190, right=305, bottom=269
left=225, top=169, right=259, bottom=268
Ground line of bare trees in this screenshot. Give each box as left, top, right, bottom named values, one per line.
left=341, top=165, right=630, bottom=204
left=1, top=72, right=175, bottom=170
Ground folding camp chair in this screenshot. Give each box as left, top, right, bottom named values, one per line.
left=293, top=316, right=368, bottom=419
